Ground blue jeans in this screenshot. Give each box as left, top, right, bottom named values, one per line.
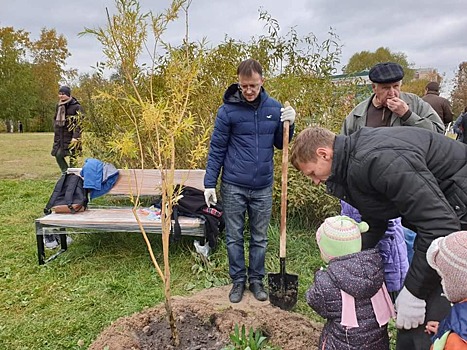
left=221, top=182, right=272, bottom=285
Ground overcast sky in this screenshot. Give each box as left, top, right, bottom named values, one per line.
left=1, top=0, right=466, bottom=95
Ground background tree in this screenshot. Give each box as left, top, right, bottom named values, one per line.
left=0, top=27, right=36, bottom=132
left=0, top=26, right=73, bottom=132
left=450, top=61, right=467, bottom=115
left=343, top=46, right=415, bottom=82
left=30, top=28, right=73, bottom=131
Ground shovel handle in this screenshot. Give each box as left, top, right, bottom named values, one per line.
left=280, top=101, right=291, bottom=258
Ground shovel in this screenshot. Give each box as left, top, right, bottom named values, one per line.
left=268, top=102, right=298, bottom=311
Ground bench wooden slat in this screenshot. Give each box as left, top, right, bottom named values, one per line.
left=38, top=208, right=203, bottom=230
left=68, top=168, right=205, bottom=195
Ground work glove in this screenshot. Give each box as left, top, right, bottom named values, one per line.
left=395, top=286, right=426, bottom=330
left=204, top=188, right=217, bottom=207
left=280, top=105, right=296, bottom=125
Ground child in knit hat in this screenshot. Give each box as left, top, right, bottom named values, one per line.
left=306, top=215, right=395, bottom=350
left=425, top=231, right=467, bottom=350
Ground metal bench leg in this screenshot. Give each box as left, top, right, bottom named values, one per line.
left=36, top=222, right=45, bottom=265
left=57, top=229, right=68, bottom=250
left=44, top=229, right=68, bottom=264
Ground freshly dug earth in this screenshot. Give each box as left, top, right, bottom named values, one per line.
left=90, top=285, right=322, bottom=350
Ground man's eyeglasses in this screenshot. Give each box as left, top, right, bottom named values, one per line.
left=238, top=83, right=261, bottom=92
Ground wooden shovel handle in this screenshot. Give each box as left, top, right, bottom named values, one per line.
left=280, top=101, right=290, bottom=258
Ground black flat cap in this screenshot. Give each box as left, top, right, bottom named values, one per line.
left=369, top=62, right=404, bottom=84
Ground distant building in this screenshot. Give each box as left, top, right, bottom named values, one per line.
left=331, top=70, right=373, bottom=103
left=331, top=70, right=371, bottom=86
left=414, top=68, right=439, bottom=82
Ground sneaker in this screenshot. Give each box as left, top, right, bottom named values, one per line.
left=249, top=282, right=268, bottom=301
left=55, top=234, right=74, bottom=247
left=44, top=234, right=59, bottom=250
left=229, top=283, right=245, bottom=303
left=65, top=235, right=73, bottom=246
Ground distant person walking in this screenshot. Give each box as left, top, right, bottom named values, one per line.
left=18, top=121, right=23, bottom=133
left=51, top=85, right=84, bottom=175
left=422, top=82, right=453, bottom=127
left=455, top=106, right=467, bottom=143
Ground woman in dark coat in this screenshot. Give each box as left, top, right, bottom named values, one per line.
left=51, top=86, right=84, bottom=174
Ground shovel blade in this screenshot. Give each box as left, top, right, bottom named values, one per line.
left=268, top=272, right=298, bottom=311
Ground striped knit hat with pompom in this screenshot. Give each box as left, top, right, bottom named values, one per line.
left=426, top=231, right=467, bottom=303
left=316, top=215, right=369, bottom=263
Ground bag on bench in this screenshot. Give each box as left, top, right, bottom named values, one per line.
left=153, top=185, right=225, bottom=248
left=44, top=173, right=89, bottom=214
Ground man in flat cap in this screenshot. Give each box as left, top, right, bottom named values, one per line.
left=422, top=81, right=453, bottom=127
left=341, top=62, right=444, bottom=135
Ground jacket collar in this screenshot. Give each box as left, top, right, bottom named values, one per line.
left=326, top=134, right=350, bottom=200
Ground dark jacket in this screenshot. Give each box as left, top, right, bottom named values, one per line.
left=306, top=249, right=390, bottom=350
left=454, top=114, right=464, bottom=140
left=459, top=113, right=467, bottom=144
left=51, top=97, right=83, bottom=156
left=204, top=84, right=294, bottom=189
left=422, top=92, right=454, bottom=125
left=326, top=127, right=467, bottom=299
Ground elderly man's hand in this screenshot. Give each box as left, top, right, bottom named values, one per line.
left=386, top=97, right=409, bottom=117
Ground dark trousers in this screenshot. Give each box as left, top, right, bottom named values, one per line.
left=396, top=283, right=451, bottom=350
left=55, top=148, right=78, bottom=175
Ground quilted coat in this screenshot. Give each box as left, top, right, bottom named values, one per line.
left=204, top=84, right=294, bottom=190
left=306, top=248, right=390, bottom=350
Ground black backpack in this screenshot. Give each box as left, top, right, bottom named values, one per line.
left=44, top=173, right=89, bottom=214
left=153, top=185, right=225, bottom=248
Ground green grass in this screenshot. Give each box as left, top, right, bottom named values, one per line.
left=0, top=132, right=59, bottom=180
left=0, top=132, right=323, bottom=349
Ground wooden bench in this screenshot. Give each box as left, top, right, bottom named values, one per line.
left=35, top=168, right=206, bottom=265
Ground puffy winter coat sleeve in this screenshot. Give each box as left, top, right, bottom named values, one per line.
left=401, top=93, right=445, bottom=134
left=340, top=200, right=362, bottom=221
left=355, top=150, right=460, bottom=299
left=273, top=121, right=295, bottom=149
left=204, top=106, right=230, bottom=188
left=305, top=270, right=330, bottom=318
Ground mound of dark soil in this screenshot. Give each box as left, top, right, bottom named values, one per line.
left=89, top=285, right=322, bottom=349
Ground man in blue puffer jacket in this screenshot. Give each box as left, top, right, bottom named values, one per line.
left=203, top=58, right=296, bottom=303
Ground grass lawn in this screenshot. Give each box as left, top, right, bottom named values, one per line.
left=0, top=132, right=324, bottom=349
left=0, top=132, right=60, bottom=180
